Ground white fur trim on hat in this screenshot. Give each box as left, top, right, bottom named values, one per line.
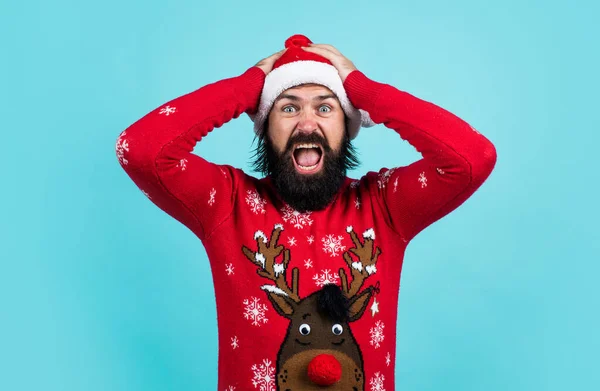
left=249, top=61, right=375, bottom=139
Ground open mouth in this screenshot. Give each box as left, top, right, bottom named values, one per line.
left=292, top=143, right=324, bottom=174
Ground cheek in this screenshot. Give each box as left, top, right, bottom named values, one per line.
left=325, top=124, right=346, bottom=151
left=268, top=119, right=294, bottom=153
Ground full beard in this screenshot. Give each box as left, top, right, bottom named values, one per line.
left=266, top=133, right=348, bottom=212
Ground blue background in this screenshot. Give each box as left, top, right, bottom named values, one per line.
left=1, top=0, right=598, bottom=389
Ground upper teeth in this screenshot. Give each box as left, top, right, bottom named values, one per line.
left=295, top=143, right=319, bottom=150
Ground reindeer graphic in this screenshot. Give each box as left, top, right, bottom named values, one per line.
left=242, top=224, right=381, bottom=390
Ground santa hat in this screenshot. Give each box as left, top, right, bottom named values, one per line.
left=250, top=34, right=375, bottom=140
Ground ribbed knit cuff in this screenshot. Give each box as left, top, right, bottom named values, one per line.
left=343, top=70, right=386, bottom=114
left=235, top=66, right=266, bottom=114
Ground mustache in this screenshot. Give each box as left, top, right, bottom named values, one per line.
left=284, top=133, right=331, bottom=154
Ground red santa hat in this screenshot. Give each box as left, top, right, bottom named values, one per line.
left=250, top=34, right=375, bottom=140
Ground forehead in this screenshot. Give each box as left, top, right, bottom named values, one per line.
left=278, top=83, right=337, bottom=100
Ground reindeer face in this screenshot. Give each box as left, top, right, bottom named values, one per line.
left=270, top=287, right=372, bottom=390
left=242, top=224, right=381, bottom=390
left=273, top=288, right=371, bottom=349
left=287, top=295, right=348, bottom=350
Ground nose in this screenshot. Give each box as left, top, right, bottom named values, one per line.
left=307, top=354, right=342, bottom=386
left=296, top=113, right=318, bottom=134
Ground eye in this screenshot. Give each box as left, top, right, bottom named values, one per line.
left=282, top=105, right=296, bottom=113
left=332, top=324, right=343, bottom=335
left=318, top=105, right=332, bottom=113
left=299, top=324, right=311, bottom=335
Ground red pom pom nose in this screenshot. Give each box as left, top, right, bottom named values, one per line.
left=285, top=34, right=313, bottom=48
left=307, top=354, right=342, bottom=386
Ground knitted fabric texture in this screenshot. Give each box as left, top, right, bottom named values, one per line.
left=116, top=66, right=497, bottom=390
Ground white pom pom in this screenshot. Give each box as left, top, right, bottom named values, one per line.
left=274, top=223, right=284, bottom=230
left=365, top=264, right=377, bottom=275
left=363, top=228, right=375, bottom=240
left=273, top=263, right=285, bottom=277
left=346, top=226, right=353, bottom=233
left=254, top=230, right=267, bottom=243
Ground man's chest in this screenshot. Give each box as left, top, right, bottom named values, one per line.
left=206, top=196, right=404, bottom=296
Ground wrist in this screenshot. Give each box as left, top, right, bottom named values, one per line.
left=343, top=70, right=386, bottom=112
left=235, top=67, right=266, bottom=113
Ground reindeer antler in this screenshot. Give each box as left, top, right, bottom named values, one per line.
left=339, top=226, right=382, bottom=298
left=242, top=224, right=301, bottom=303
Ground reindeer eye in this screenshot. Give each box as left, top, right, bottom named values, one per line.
left=332, top=324, right=343, bottom=335
left=299, top=324, right=311, bottom=335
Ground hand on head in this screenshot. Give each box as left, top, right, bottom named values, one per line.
left=255, top=40, right=357, bottom=82
left=301, top=43, right=357, bottom=83
left=255, top=49, right=287, bottom=75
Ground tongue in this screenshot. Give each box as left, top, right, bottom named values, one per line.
left=295, top=149, right=320, bottom=167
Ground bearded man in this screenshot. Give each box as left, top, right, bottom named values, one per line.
left=116, top=34, right=497, bottom=390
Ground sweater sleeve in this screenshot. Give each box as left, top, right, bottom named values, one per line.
left=344, top=70, right=497, bottom=242
left=115, top=67, right=266, bottom=240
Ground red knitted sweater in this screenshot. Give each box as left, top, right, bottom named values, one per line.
left=116, top=66, right=497, bottom=390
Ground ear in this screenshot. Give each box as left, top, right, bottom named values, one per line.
left=348, top=287, right=373, bottom=322
left=265, top=291, right=296, bottom=319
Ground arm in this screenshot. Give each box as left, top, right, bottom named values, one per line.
left=345, top=71, right=497, bottom=241
left=115, top=66, right=265, bottom=240
left=302, top=43, right=497, bottom=241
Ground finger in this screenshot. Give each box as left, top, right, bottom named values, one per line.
left=305, top=44, right=339, bottom=57
left=302, top=46, right=338, bottom=62
left=309, top=43, right=342, bottom=55
left=270, top=48, right=287, bottom=60
left=256, top=48, right=286, bottom=66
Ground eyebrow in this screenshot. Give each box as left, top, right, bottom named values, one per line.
left=274, top=94, right=338, bottom=103
left=302, top=313, right=312, bottom=319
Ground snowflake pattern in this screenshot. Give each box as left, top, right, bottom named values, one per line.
left=225, top=263, right=234, bottom=276
left=231, top=336, right=239, bottom=349
left=321, top=234, right=346, bottom=257
left=225, top=387, right=236, bottom=391
left=115, top=131, right=129, bottom=166
left=159, top=105, right=176, bottom=116
left=355, top=198, right=361, bottom=209
left=370, top=372, right=386, bottom=391
left=377, top=168, right=396, bottom=189
left=385, top=352, right=391, bottom=367
left=280, top=204, right=313, bottom=229
left=177, top=158, right=187, bottom=171
left=350, top=180, right=360, bottom=188
left=208, top=188, right=216, bottom=206
left=393, top=177, right=399, bottom=193
left=220, top=167, right=228, bottom=178
left=141, top=189, right=151, bottom=200
left=245, top=190, right=267, bottom=214
left=307, top=235, right=314, bottom=244
left=436, top=167, right=445, bottom=175
left=418, top=172, right=428, bottom=188
left=313, top=269, right=340, bottom=287
left=369, top=320, right=385, bottom=349
left=251, top=359, right=276, bottom=391
left=304, top=259, right=313, bottom=269
left=287, top=237, right=297, bottom=247
left=243, top=297, right=269, bottom=326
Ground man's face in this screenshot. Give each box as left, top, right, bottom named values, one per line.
left=267, top=83, right=346, bottom=173
left=256, top=84, right=358, bottom=212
